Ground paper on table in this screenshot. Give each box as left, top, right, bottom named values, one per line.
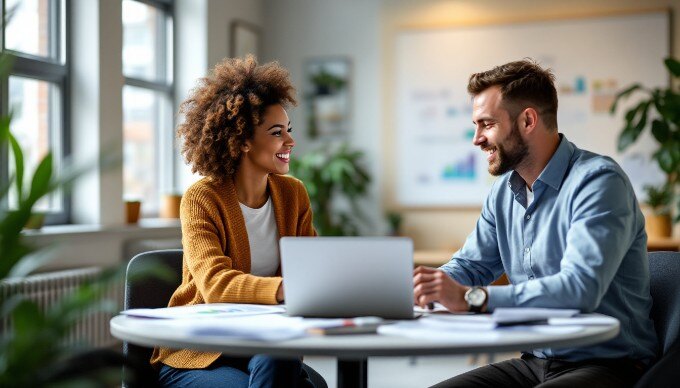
left=378, top=321, right=501, bottom=342
left=492, top=308, right=578, bottom=324
left=420, top=315, right=498, bottom=331
left=413, top=302, right=450, bottom=314
left=424, top=307, right=579, bottom=329
left=121, top=303, right=286, bottom=319
left=184, top=315, right=352, bottom=341
left=548, top=315, right=618, bottom=326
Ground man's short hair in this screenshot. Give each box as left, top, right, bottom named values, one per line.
left=468, top=59, right=558, bottom=131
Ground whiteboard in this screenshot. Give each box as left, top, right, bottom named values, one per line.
left=395, top=11, right=670, bottom=207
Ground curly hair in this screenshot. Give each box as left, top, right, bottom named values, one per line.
left=468, top=59, right=558, bottom=131
left=177, top=55, right=297, bottom=181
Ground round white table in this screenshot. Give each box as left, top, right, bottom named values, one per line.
left=111, top=314, right=619, bottom=388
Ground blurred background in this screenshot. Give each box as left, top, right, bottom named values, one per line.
left=4, top=0, right=680, bottom=272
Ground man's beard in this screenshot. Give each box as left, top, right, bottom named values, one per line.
left=487, top=121, right=529, bottom=176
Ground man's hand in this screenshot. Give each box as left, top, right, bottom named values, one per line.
left=413, top=266, right=469, bottom=312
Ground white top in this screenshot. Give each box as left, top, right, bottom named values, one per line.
left=239, top=197, right=280, bottom=276
left=526, top=185, right=534, bottom=206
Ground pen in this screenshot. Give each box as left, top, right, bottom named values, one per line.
left=307, top=316, right=384, bottom=336
left=427, top=302, right=434, bottom=310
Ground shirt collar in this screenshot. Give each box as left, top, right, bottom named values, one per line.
left=508, top=133, right=573, bottom=193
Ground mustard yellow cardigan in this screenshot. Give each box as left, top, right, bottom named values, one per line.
left=151, top=173, right=316, bottom=369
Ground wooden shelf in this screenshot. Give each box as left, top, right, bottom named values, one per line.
left=413, top=250, right=456, bottom=267
left=414, top=237, right=680, bottom=269
left=647, top=237, right=680, bottom=251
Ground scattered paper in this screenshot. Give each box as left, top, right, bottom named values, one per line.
left=492, top=308, right=579, bottom=324
left=548, top=315, right=618, bottom=326
left=421, top=315, right=497, bottom=331
left=121, top=303, right=286, bottom=319
left=378, top=321, right=501, bottom=342
left=413, top=302, right=450, bottom=314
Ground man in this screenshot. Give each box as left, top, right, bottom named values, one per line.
left=413, top=59, right=658, bottom=387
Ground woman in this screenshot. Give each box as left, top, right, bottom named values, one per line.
left=151, top=55, right=317, bottom=387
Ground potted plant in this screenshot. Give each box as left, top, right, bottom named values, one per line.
left=288, top=143, right=371, bottom=236
left=386, top=211, right=403, bottom=237
left=610, top=57, right=680, bottom=231
left=643, top=184, right=673, bottom=238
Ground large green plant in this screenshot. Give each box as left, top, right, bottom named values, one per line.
left=289, top=144, right=371, bottom=236
left=0, top=58, right=171, bottom=387
left=611, top=57, right=680, bottom=222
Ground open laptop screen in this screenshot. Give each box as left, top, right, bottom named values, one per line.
left=280, top=237, right=414, bottom=319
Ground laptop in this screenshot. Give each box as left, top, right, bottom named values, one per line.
left=280, top=237, right=414, bottom=319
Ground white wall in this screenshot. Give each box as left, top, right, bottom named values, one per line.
left=175, top=0, right=264, bottom=191
left=262, top=0, right=384, bottom=235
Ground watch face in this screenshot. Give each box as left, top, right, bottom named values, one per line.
left=467, top=288, right=486, bottom=306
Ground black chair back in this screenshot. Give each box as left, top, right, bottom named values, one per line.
left=647, top=250, right=680, bottom=355
left=123, top=249, right=183, bottom=387
left=635, top=250, right=680, bottom=387
left=121, top=249, right=327, bottom=388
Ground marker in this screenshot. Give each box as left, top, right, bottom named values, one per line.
left=307, top=316, right=384, bottom=336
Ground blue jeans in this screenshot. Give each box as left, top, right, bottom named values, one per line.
left=158, top=354, right=314, bottom=388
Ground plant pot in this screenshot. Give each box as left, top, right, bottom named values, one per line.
left=160, top=194, right=182, bottom=219
left=125, top=201, right=141, bottom=224
left=24, top=213, right=46, bottom=230
left=645, top=213, right=672, bottom=238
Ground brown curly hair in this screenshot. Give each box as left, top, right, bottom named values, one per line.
left=177, top=55, right=297, bottom=181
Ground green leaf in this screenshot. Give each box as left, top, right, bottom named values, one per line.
left=664, top=57, right=680, bottom=78
left=7, top=246, right=58, bottom=278
left=654, top=145, right=676, bottom=174
left=11, top=300, right=44, bottom=333
left=0, top=53, right=15, bottom=82
left=610, top=83, right=642, bottom=114
left=8, top=133, right=24, bottom=202
left=0, top=114, right=11, bottom=143
left=617, top=101, right=649, bottom=151
left=650, top=119, right=670, bottom=143
left=28, top=153, right=53, bottom=203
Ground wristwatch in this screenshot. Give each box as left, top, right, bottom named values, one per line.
left=464, top=287, right=487, bottom=313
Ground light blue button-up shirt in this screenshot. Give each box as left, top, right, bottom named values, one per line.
left=441, top=135, right=658, bottom=363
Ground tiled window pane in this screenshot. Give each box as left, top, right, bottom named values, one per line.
left=8, top=76, right=62, bottom=212
left=5, top=0, right=56, bottom=60
left=122, top=0, right=167, bottom=82
left=123, top=85, right=164, bottom=215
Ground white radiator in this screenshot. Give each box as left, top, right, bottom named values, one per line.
left=0, top=267, right=121, bottom=348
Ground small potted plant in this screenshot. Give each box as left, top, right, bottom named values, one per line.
left=643, top=184, right=673, bottom=238
left=160, top=191, right=182, bottom=219
left=386, top=211, right=403, bottom=237
left=288, top=143, right=371, bottom=236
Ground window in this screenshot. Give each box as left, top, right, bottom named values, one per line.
left=2, top=0, right=69, bottom=224
left=122, top=0, right=173, bottom=217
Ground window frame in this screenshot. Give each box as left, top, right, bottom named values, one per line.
left=0, top=0, right=71, bottom=225
left=122, top=0, right=175, bottom=217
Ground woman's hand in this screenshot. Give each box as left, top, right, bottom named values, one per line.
left=276, top=283, right=285, bottom=303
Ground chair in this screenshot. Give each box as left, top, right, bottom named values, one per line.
left=635, top=251, right=680, bottom=387
left=122, top=249, right=327, bottom=388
